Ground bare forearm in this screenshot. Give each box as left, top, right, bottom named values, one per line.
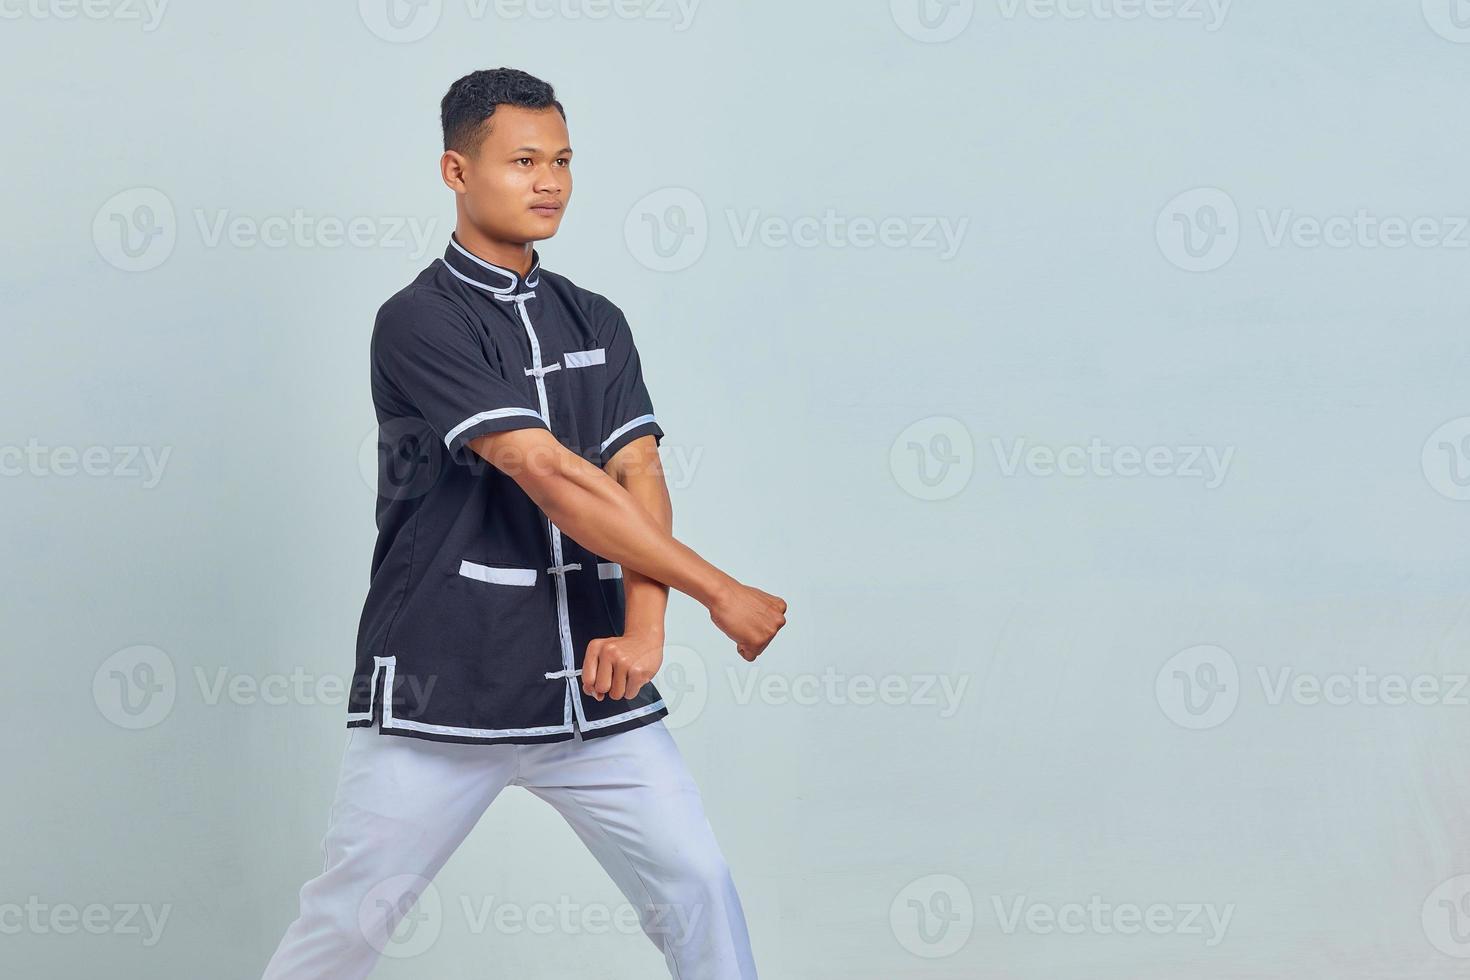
left=483, top=435, right=733, bottom=608
left=471, top=429, right=787, bottom=661
left=613, top=464, right=673, bottom=637
left=549, top=464, right=728, bottom=607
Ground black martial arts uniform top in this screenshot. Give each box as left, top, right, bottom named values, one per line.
left=348, top=234, right=668, bottom=744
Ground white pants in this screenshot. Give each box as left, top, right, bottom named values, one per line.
left=261, top=717, right=758, bottom=979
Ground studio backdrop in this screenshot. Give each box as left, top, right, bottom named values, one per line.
left=4, top=2, right=1470, bottom=978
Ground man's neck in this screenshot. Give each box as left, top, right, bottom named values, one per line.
left=453, top=223, right=535, bottom=278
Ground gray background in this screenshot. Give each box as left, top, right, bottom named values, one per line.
left=3, top=0, right=1470, bottom=977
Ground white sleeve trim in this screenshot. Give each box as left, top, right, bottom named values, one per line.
left=445, top=407, right=546, bottom=448
left=599, top=413, right=658, bottom=454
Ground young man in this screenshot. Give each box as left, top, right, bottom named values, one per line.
left=260, top=68, right=785, bottom=979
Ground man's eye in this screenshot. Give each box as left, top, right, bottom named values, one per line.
left=515, top=158, right=533, bottom=166
left=554, top=158, right=570, bottom=167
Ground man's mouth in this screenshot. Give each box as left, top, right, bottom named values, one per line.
left=530, top=202, right=563, bottom=216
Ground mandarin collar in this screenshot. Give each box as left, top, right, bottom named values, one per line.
left=441, top=233, right=541, bottom=295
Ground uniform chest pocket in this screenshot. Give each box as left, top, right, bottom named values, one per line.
left=560, top=347, right=606, bottom=369
left=457, top=559, right=538, bottom=587
left=550, top=348, right=608, bottom=459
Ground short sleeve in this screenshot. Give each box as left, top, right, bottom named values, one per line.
left=598, top=306, right=665, bottom=467
left=372, top=290, right=549, bottom=466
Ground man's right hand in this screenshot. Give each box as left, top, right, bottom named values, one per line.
left=467, top=427, right=790, bottom=661
left=709, top=582, right=787, bottom=662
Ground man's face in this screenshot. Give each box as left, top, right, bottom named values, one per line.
left=445, top=105, right=572, bottom=244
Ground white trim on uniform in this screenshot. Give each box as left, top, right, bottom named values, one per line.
left=447, top=238, right=519, bottom=284
left=537, top=663, right=669, bottom=733
left=600, top=413, right=658, bottom=454
left=345, top=656, right=387, bottom=723
left=577, top=696, right=669, bottom=731
left=458, top=560, right=537, bottom=586
left=438, top=257, right=514, bottom=295
left=499, top=291, right=582, bottom=684
left=495, top=291, right=672, bottom=736
left=444, top=407, right=546, bottom=449
left=597, top=562, right=622, bottom=580
left=366, top=655, right=576, bottom=739
left=562, top=347, right=606, bottom=368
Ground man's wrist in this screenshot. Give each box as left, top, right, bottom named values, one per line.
left=691, top=568, right=739, bottom=611
left=623, top=619, right=666, bottom=641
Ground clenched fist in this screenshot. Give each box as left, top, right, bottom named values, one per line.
left=710, top=582, right=787, bottom=662
left=582, top=630, right=665, bottom=701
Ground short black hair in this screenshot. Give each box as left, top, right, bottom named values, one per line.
left=440, top=67, right=566, bottom=156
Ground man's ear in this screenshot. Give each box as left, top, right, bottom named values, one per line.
left=441, top=150, right=468, bottom=193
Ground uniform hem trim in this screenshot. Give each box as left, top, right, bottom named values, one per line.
left=349, top=705, right=669, bottom=745
left=344, top=655, right=669, bottom=745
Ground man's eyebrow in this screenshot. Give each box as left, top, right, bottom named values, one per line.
left=511, top=146, right=574, bottom=154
